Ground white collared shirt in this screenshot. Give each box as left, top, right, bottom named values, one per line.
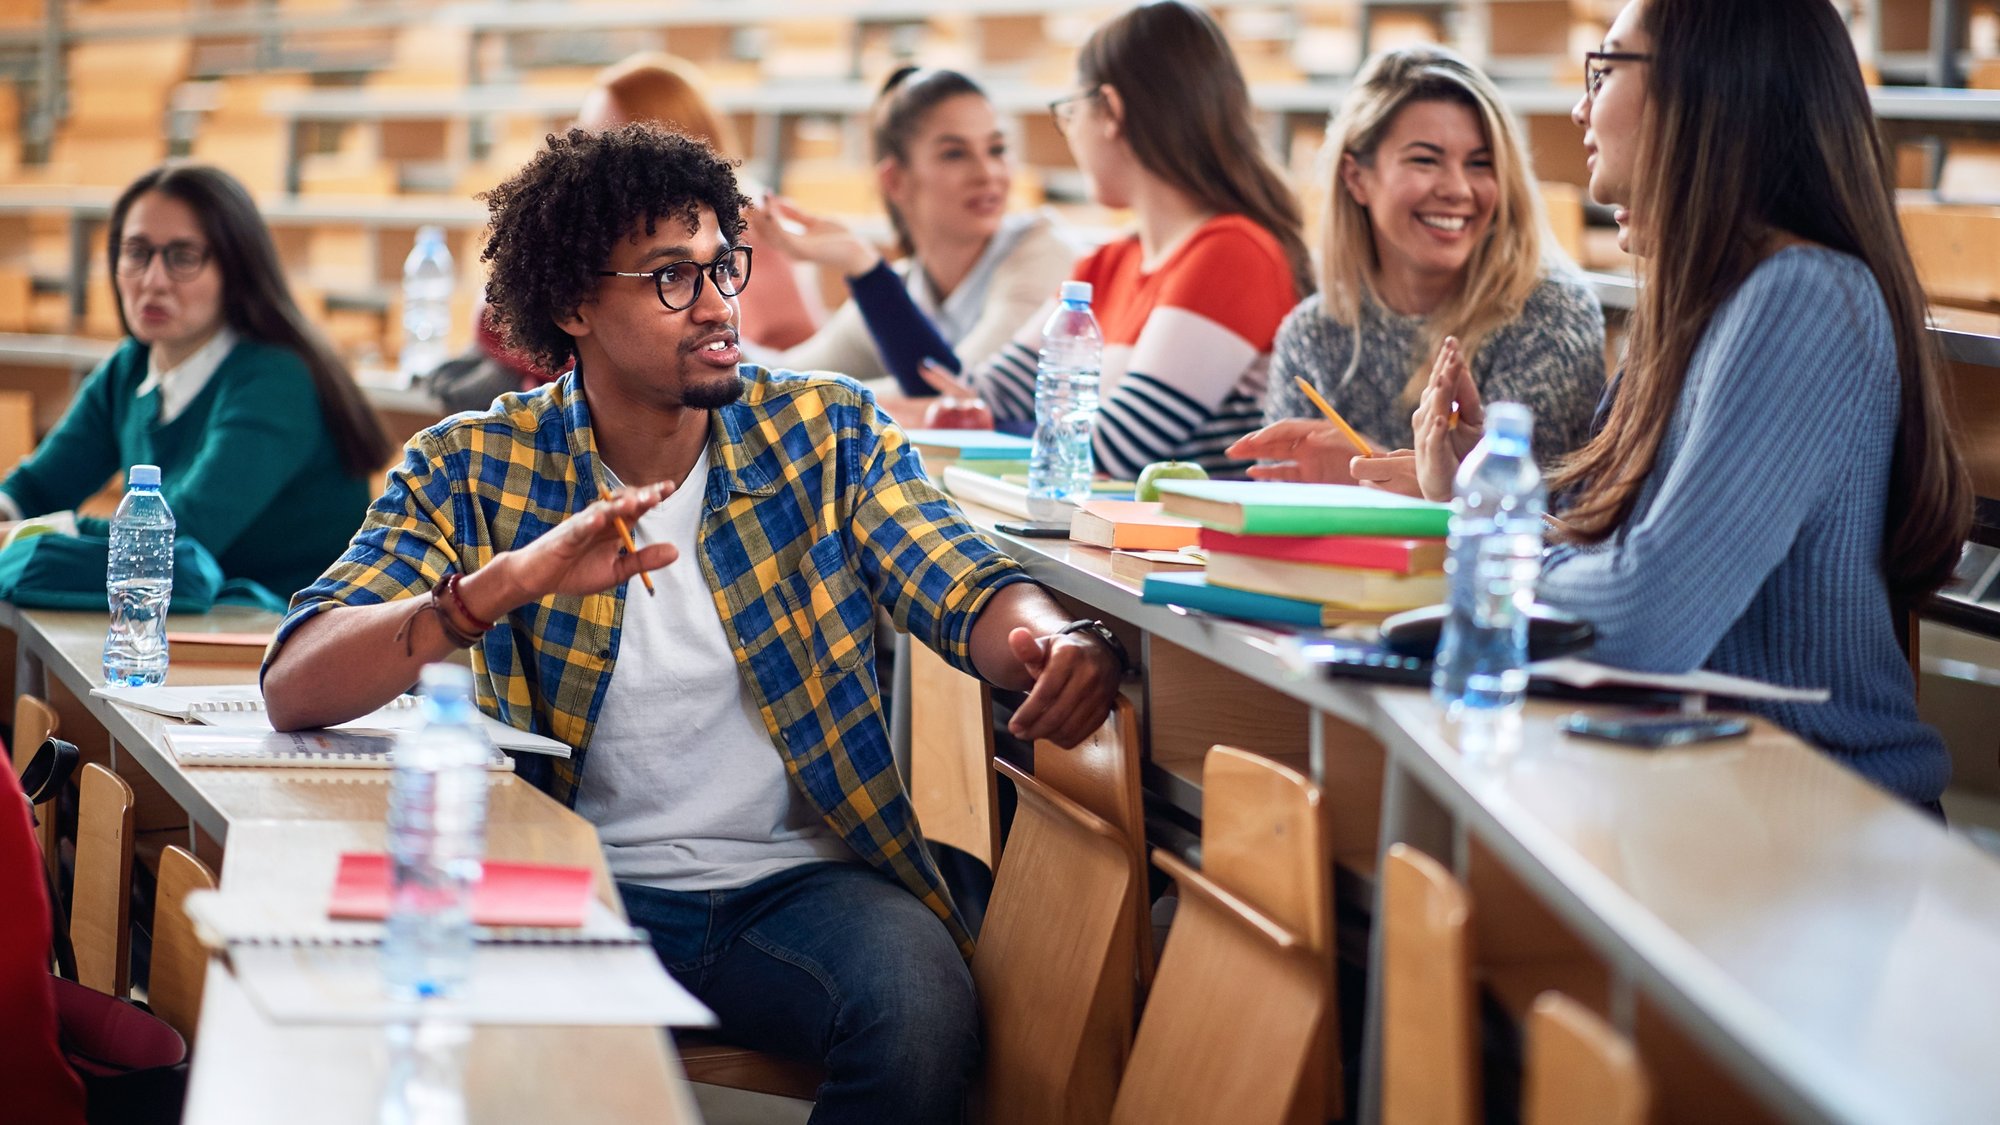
left=905, top=210, right=1040, bottom=346
left=136, top=325, right=239, bottom=425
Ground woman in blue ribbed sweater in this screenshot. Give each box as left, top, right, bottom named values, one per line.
left=1430, top=0, right=1971, bottom=804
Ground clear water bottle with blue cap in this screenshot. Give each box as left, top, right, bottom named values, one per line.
left=399, top=225, right=454, bottom=382
left=1432, top=402, right=1546, bottom=717
left=103, top=464, right=174, bottom=686
left=1027, top=280, right=1103, bottom=523
left=383, top=663, right=491, bottom=1001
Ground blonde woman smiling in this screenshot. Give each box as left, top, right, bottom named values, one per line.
left=1230, top=45, right=1603, bottom=490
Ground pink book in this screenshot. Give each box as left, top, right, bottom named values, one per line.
left=328, top=852, right=596, bottom=928
left=1198, top=528, right=1445, bottom=575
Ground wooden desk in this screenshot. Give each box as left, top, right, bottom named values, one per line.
left=182, top=819, right=698, bottom=1125
left=949, top=498, right=2000, bottom=1124
left=2, top=605, right=701, bottom=1124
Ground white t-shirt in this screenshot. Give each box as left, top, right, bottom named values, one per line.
left=575, top=448, right=855, bottom=890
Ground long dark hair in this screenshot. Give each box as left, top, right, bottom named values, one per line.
left=1077, top=0, right=1315, bottom=298
left=1549, top=0, right=1969, bottom=608
left=872, top=66, right=989, bottom=257
left=108, top=163, right=392, bottom=478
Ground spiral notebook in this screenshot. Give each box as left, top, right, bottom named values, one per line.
left=94, top=684, right=570, bottom=758
left=183, top=889, right=714, bottom=1027
left=162, top=727, right=516, bottom=771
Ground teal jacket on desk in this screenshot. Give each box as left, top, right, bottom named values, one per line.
left=0, top=337, right=373, bottom=598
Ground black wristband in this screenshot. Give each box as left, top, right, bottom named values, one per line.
left=1057, top=618, right=1134, bottom=677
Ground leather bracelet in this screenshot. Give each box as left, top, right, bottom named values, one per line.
left=1057, top=618, right=1134, bottom=678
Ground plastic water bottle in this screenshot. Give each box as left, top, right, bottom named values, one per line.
left=1432, top=403, right=1546, bottom=717
left=1027, top=280, right=1103, bottom=523
left=384, top=664, right=491, bottom=1001
left=399, top=225, right=454, bottom=382
left=103, top=465, right=174, bottom=686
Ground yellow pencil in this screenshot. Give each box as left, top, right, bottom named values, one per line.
left=1292, top=376, right=1374, bottom=457
left=597, top=483, right=656, bottom=596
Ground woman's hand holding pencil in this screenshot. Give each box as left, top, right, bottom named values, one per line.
left=1225, top=379, right=1384, bottom=485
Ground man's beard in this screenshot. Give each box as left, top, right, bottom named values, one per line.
left=680, top=366, right=745, bottom=411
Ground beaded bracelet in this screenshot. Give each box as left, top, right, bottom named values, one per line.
left=392, top=573, right=492, bottom=654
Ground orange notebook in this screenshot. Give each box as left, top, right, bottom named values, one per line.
left=328, top=852, right=596, bottom=928
left=1068, top=500, right=1202, bottom=551
left=165, top=630, right=273, bottom=665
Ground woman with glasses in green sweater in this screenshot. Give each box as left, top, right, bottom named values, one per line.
left=0, top=163, right=391, bottom=597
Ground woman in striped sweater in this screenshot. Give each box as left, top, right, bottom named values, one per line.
left=864, top=0, right=1314, bottom=479
left=1515, top=0, right=1969, bottom=805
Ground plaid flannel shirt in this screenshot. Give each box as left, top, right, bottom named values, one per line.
left=270, top=366, right=1031, bottom=953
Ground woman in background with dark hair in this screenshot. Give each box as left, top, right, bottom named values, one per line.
left=0, top=162, right=391, bottom=596
left=747, top=66, right=1074, bottom=391
left=1523, top=0, right=1971, bottom=804
left=875, top=0, right=1313, bottom=477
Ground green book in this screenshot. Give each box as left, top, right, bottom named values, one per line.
left=1154, top=480, right=1451, bottom=538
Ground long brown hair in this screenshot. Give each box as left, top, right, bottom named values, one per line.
left=871, top=66, right=990, bottom=257
left=1550, top=0, right=1969, bottom=608
left=1078, top=0, right=1315, bottom=297
left=1321, top=45, right=1556, bottom=409
left=109, top=164, right=392, bottom=478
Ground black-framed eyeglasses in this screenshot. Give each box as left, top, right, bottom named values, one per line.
left=596, top=245, right=753, bottom=312
left=1048, top=88, right=1102, bottom=138
left=1584, top=51, right=1653, bottom=101
left=116, top=239, right=210, bottom=281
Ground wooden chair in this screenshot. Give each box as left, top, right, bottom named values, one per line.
left=148, top=845, right=216, bottom=1045
left=675, top=1038, right=824, bottom=1103
left=1523, top=991, right=1650, bottom=1125
left=1382, top=843, right=1478, bottom=1125
left=973, top=759, right=1140, bottom=1125
left=1033, top=695, right=1150, bottom=988
left=72, top=762, right=135, bottom=996
left=1201, top=745, right=1341, bottom=1121
left=13, top=693, right=59, bottom=877
left=1108, top=850, right=1331, bottom=1125
left=907, top=639, right=1001, bottom=870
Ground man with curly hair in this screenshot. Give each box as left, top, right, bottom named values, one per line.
left=262, top=124, right=1123, bottom=1122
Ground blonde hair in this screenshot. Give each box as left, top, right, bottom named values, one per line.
left=593, top=53, right=736, bottom=153
left=1319, top=45, right=1557, bottom=408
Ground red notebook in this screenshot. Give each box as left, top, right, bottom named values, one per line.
left=328, top=852, right=596, bottom=928
left=1198, top=528, right=1445, bottom=575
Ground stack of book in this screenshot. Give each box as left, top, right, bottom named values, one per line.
left=1139, top=481, right=1451, bottom=629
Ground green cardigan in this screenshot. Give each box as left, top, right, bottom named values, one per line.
left=1, top=337, right=373, bottom=597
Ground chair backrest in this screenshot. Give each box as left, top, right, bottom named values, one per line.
left=972, top=760, right=1138, bottom=1125
left=907, top=640, right=1001, bottom=868
left=1201, top=745, right=1339, bottom=1120
left=1382, top=843, right=1479, bottom=1125
left=1034, top=695, right=1150, bottom=986
left=149, top=845, right=217, bottom=1044
left=1523, top=991, right=1650, bottom=1125
left=1110, top=850, right=1331, bottom=1125
left=72, top=762, right=135, bottom=996
left=12, top=694, right=59, bottom=875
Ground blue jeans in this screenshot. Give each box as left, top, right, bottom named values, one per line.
left=619, top=862, right=979, bottom=1125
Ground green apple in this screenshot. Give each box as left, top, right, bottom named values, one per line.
left=1136, top=460, right=1209, bottom=502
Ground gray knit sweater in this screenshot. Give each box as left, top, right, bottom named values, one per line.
left=1540, top=246, right=1946, bottom=803
left=1265, top=272, right=1606, bottom=466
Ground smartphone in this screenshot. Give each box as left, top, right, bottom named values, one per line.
left=1560, top=711, right=1750, bottom=748
left=994, top=520, right=1072, bottom=538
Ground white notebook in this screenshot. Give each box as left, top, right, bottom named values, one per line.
left=94, top=684, right=571, bottom=758
left=162, top=728, right=516, bottom=771
left=184, top=889, right=714, bottom=1028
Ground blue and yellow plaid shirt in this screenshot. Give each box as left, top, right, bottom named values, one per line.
left=272, top=366, right=1030, bottom=953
